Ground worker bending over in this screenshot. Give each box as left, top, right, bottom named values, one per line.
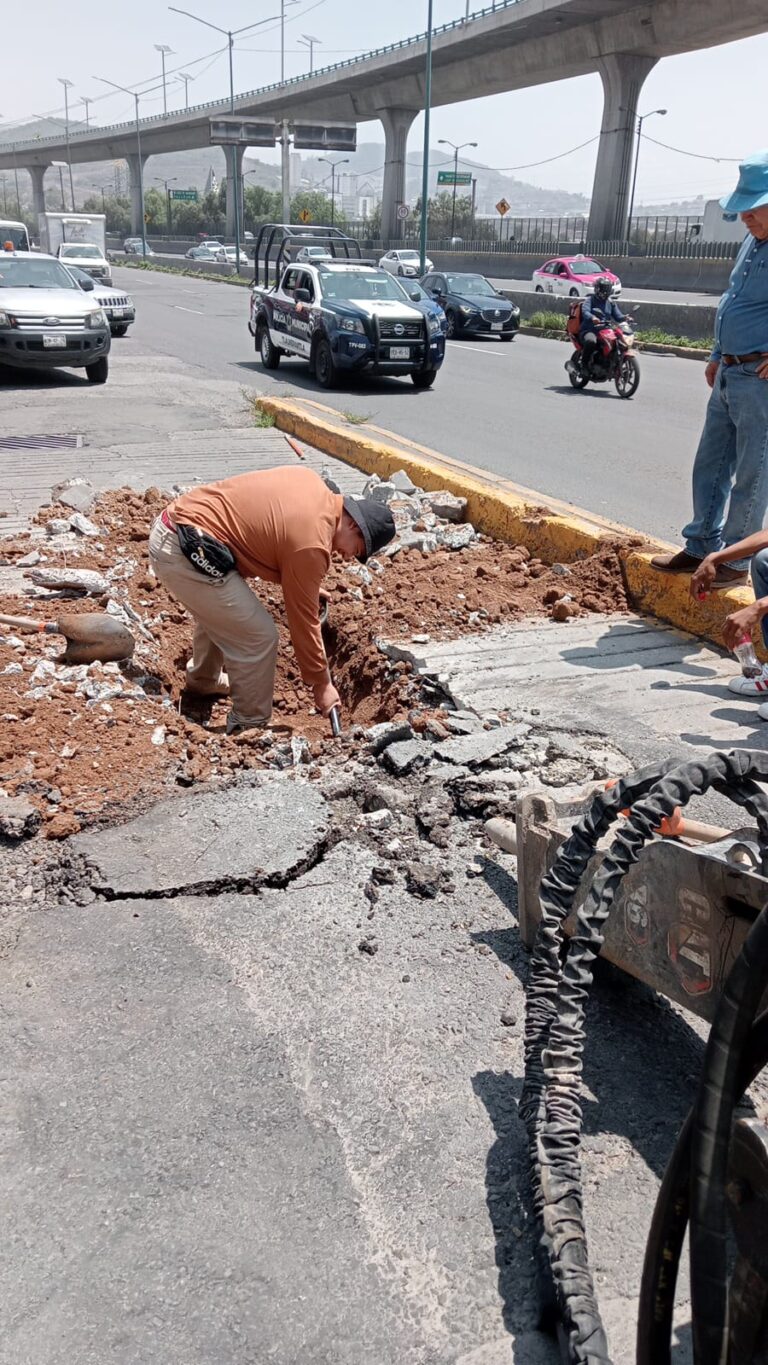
left=149, top=465, right=395, bottom=733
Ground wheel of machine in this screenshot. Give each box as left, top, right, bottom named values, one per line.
left=615, top=354, right=640, bottom=398
left=111, top=324, right=129, bottom=337
left=569, top=287, right=580, bottom=297
left=411, top=368, right=437, bottom=389
left=314, top=337, right=338, bottom=389
left=86, top=356, right=109, bottom=384
left=444, top=309, right=457, bottom=339
left=258, top=324, right=281, bottom=369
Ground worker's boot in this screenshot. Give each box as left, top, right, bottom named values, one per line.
left=225, top=712, right=268, bottom=736
left=184, top=667, right=230, bottom=696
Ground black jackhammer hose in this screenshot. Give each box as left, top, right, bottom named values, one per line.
left=637, top=1009, right=768, bottom=1365
left=521, top=750, right=768, bottom=1364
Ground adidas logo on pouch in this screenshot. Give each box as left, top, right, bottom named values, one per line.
left=191, top=548, right=225, bottom=578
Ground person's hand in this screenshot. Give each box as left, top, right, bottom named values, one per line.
left=756, top=357, right=768, bottom=380
left=722, top=602, right=764, bottom=652
left=690, top=554, right=718, bottom=599
left=313, top=678, right=340, bottom=717
left=705, top=359, right=719, bottom=389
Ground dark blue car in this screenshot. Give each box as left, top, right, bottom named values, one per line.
left=421, top=271, right=520, bottom=341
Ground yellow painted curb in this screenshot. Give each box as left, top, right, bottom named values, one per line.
left=256, top=394, right=752, bottom=652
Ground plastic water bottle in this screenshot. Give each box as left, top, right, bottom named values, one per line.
left=734, top=634, right=761, bottom=678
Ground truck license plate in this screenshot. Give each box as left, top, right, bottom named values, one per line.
left=43, top=334, right=67, bottom=348
left=491, top=322, right=503, bottom=332
left=111, top=307, right=125, bottom=318
left=389, top=346, right=410, bottom=360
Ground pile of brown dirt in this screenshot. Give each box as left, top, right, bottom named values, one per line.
left=0, top=488, right=628, bottom=834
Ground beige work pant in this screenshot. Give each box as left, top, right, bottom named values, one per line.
left=149, top=518, right=278, bottom=725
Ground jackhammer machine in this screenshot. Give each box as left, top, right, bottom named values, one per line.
left=514, top=748, right=768, bottom=1364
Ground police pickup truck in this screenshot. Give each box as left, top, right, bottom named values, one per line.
left=249, top=260, right=446, bottom=389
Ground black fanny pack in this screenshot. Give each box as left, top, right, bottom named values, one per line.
left=175, top=523, right=236, bottom=580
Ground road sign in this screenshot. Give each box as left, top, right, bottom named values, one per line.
left=170, top=189, right=198, bottom=202
left=496, top=198, right=510, bottom=216
left=437, top=170, right=472, bottom=187
left=396, top=203, right=409, bottom=220
left=298, top=208, right=312, bottom=224
left=292, top=122, right=357, bottom=152
left=209, top=116, right=277, bottom=147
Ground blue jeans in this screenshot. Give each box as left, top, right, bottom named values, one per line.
left=683, top=362, right=768, bottom=569
left=752, top=547, right=768, bottom=650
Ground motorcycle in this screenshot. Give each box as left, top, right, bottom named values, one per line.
left=565, top=310, right=641, bottom=399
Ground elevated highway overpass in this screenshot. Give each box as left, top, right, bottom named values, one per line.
left=2, top=0, right=764, bottom=240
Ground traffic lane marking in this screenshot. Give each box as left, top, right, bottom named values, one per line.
left=450, top=342, right=512, bottom=358
left=173, top=305, right=205, bottom=315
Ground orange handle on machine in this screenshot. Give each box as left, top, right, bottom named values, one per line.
left=604, top=780, right=731, bottom=844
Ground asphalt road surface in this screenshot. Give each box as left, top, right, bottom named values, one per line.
left=111, top=265, right=708, bottom=545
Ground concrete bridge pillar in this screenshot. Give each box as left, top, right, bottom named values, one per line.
left=26, top=165, right=49, bottom=223
left=125, top=152, right=149, bottom=236
left=378, top=107, right=418, bottom=243
left=224, top=145, right=245, bottom=238
left=587, top=53, right=657, bottom=243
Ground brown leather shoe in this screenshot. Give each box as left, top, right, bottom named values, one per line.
left=649, top=549, right=702, bottom=574
left=712, top=565, right=749, bottom=590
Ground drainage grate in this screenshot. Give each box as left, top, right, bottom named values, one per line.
left=0, top=434, right=84, bottom=451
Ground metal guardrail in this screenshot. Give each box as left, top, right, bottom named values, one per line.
left=3, top=1, right=520, bottom=153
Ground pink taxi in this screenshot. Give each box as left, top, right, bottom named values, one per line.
left=532, top=255, right=622, bottom=298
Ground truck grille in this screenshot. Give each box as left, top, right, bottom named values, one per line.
left=99, top=295, right=129, bottom=307
left=379, top=319, right=422, bottom=339
left=12, top=314, right=89, bottom=333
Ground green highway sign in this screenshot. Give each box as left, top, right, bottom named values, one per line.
left=170, top=189, right=198, bottom=202
left=437, top=170, right=472, bottom=187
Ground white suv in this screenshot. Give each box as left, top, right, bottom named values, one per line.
left=379, top=249, right=433, bottom=278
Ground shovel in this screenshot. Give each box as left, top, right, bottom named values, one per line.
left=0, top=612, right=135, bottom=664
left=319, top=597, right=342, bottom=736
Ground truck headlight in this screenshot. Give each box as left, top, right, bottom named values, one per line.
left=0, top=310, right=9, bottom=326
left=85, top=309, right=107, bottom=328
left=428, top=315, right=443, bottom=335
left=340, top=317, right=365, bottom=334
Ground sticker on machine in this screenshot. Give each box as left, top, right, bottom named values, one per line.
left=624, top=882, right=650, bottom=947
left=667, top=887, right=713, bottom=996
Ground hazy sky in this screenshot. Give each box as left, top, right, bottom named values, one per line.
left=3, top=0, right=764, bottom=204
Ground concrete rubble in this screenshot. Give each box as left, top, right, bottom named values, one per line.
left=361, top=472, right=478, bottom=555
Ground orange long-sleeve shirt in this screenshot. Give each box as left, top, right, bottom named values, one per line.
left=169, top=466, right=343, bottom=686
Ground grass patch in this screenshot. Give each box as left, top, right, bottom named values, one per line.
left=341, top=411, right=371, bottom=426
left=243, top=393, right=277, bottom=429
left=117, top=258, right=252, bottom=287
left=524, top=309, right=712, bottom=351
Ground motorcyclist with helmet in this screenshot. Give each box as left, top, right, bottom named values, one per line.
left=575, top=276, right=626, bottom=373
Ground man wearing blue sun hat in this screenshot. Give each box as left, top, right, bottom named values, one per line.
left=652, top=150, right=768, bottom=589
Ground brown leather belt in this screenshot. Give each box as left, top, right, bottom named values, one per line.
left=722, top=352, right=768, bottom=366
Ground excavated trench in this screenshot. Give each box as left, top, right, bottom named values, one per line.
left=0, top=487, right=630, bottom=838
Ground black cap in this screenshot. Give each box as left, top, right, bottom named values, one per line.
left=343, top=496, right=396, bottom=563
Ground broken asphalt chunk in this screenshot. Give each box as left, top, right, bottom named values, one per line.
left=433, top=723, right=530, bottom=769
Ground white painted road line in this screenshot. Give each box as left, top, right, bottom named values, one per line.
left=173, top=305, right=205, bottom=315
left=451, top=342, right=510, bottom=357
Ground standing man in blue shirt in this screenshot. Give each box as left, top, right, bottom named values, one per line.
left=652, top=150, right=768, bottom=589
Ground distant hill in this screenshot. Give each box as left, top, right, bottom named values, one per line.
left=2, top=122, right=589, bottom=217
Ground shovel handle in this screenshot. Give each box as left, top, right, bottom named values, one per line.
left=0, top=612, right=52, bottom=633
left=329, top=705, right=342, bottom=737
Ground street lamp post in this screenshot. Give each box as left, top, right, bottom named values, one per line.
left=92, top=183, right=107, bottom=212
left=51, top=161, right=68, bottom=212
left=93, top=77, right=148, bottom=257
left=169, top=8, right=288, bottom=271
left=81, top=96, right=93, bottom=129
left=419, top=0, right=434, bottom=276
left=155, top=176, right=178, bottom=233
left=154, top=45, right=174, bottom=116
left=318, top=157, right=349, bottom=227
left=178, top=71, right=194, bottom=110
left=57, top=77, right=76, bottom=210
left=279, top=1, right=300, bottom=227
left=298, top=33, right=321, bottom=73
left=437, top=138, right=477, bottom=239
left=626, top=108, right=667, bottom=242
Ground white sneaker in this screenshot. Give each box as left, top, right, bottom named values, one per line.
left=757, top=701, right=768, bottom=721
left=728, top=667, right=768, bottom=696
